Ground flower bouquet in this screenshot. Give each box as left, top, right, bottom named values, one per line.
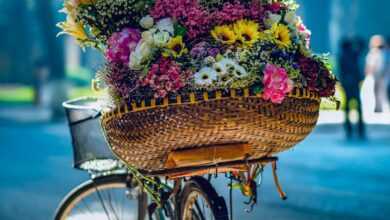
left=59, top=0, right=336, bottom=172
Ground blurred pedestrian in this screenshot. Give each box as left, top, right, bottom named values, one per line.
left=339, top=37, right=365, bottom=139
left=365, top=35, right=389, bottom=112
left=33, top=58, right=49, bottom=106
left=386, top=37, right=390, bottom=102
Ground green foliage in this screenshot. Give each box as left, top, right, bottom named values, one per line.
left=0, top=87, right=34, bottom=103
left=76, top=0, right=154, bottom=42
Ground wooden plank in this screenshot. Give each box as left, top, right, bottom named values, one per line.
left=167, top=166, right=247, bottom=179
left=165, top=143, right=251, bottom=169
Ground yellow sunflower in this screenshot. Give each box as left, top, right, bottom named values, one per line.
left=268, top=24, right=292, bottom=48
left=162, top=36, right=188, bottom=58
left=211, top=25, right=237, bottom=45
left=233, top=19, right=261, bottom=47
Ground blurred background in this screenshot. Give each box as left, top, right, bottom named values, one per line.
left=0, top=0, right=389, bottom=219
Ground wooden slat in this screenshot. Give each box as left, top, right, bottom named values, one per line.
left=165, top=143, right=251, bottom=169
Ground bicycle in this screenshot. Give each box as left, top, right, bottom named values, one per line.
left=55, top=97, right=287, bottom=220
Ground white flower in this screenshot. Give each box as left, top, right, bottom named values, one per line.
left=153, top=31, right=171, bottom=47
left=139, top=15, right=154, bottom=29
left=265, top=13, right=281, bottom=28
left=129, top=40, right=154, bottom=70
left=194, top=67, right=218, bottom=86
left=233, top=64, right=248, bottom=79
left=213, top=58, right=248, bottom=78
left=284, top=11, right=298, bottom=26
left=156, top=18, right=174, bottom=35
left=213, top=58, right=232, bottom=76
left=141, top=29, right=156, bottom=44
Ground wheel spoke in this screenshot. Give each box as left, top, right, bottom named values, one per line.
left=56, top=176, right=144, bottom=220
left=95, top=186, right=114, bottom=220
left=106, top=189, right=120, bottom=220
left=80, top=198, right=93, bottom=215
left=194, top=201, right=206, bottom=220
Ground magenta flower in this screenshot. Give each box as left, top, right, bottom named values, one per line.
left=265, top=2, right=284, bottom=13
left=262, top=64, right=294, bottom=104
left=106, top=28, right=141, bottom=64
left=298, top=56, right=319, bottom=91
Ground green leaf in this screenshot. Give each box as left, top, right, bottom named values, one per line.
left=174, top=24, right=187, bottom=37
left=253, top=85, right=262, bottom=95
left=216, top=54, right=224, bottom=62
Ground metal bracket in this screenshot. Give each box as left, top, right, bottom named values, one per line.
left=271, top=161, right=287, bottom=200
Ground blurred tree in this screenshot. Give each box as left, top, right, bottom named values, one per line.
left=35, top=0, right=65, bottom=81
left=0, top=0, right=33, bottom=84
left=35, top=0, right=67, bottom=119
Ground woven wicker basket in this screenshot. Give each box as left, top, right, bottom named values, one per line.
left=101, top=87, right=320, bottom=172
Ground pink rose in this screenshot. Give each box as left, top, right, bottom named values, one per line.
left=297, top=23, right=311, bottom=48
left=262, top=64, right=294, bottom=104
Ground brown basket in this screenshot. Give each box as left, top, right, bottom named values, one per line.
left=101, top=88, right=320, bottom=172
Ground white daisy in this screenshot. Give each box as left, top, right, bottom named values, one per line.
left=233, top=64, right=248, bottom=79
left=213, top=58, right=248, bottom=79
left=194, top=67, right=218, bottom=86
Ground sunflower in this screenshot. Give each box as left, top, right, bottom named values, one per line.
left=162, top=36, right=188, bottom=58
left=233, top=20, right=261, bottom=47
left=268, top=24, right=292, bottom=48
left=211, top=25, right=237, bottom=45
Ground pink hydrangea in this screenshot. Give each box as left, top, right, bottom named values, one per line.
left=106, top=28, right=141, bottom=64
left=262, top=64, right=294, bottom=104
left=212, top=2, right=247, bottom=25
left=151, top=0, right=211, bottom=38
left=141, top=58, right=186, bottom=98
left=247, top=0, right=265, bottom=22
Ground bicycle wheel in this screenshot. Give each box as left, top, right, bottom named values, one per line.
left=180, top=177, right=229, bottom=220
left=55, top=174, right=148, bottom=220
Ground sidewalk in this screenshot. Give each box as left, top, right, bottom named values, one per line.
left=0, top=105, right=51, bottom=123
left=0, top=105, right=389, bottom=220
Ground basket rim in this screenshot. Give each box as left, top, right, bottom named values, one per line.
left=63, top=96, right=100, bottom=111
left=102, top=87, right=320, bottom=121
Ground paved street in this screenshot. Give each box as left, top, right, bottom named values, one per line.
left=0, top=106, right=389, bottom=220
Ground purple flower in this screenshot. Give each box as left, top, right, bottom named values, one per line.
left=208, top=48, right=220, bottom=57
left=104, top=62, right=140, bottom=100
left=190, top=41, right=220, bottom=59
left=190, top=42, right=208, bottom=59
left=106, top=28, right=141, bottom=64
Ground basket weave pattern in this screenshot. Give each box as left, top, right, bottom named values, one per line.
left=102, top=88, right=320, bottom=171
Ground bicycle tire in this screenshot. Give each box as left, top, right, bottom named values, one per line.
left=180, top=176, right=229, bottom=220
left=54, top=174, right=148, bottom=220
